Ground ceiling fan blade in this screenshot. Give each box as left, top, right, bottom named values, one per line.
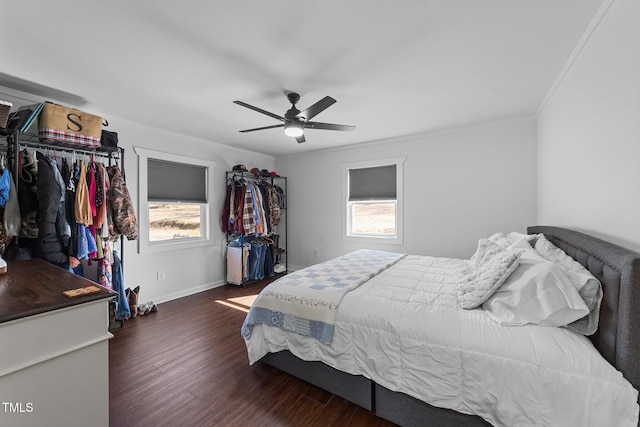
left=304, top=121, right=356, bottom=132
left=295, top=134, right=306, bottom=144
left=297, top=96, right=336, bottom=121
left=234, top=100, right=284, bottom=121
left=239, top=124, right=284, bottom=133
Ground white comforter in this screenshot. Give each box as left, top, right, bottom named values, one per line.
left=245, top=255, right=639, bottom=426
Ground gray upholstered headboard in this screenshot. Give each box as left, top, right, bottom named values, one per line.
left=528, top=226, right=640, bottom=394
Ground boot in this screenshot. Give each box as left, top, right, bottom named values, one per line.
left=109, top=301, right=116, bottom=325
left=127, top=286, right=140, bottom=318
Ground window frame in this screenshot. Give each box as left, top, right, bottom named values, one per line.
left=134, top=146, right=216, bottom=254
left=341, top=157, right=405, bottom=245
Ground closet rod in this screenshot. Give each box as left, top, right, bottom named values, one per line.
left=227, top=174, right=284, bottom=184
left=13, top=139, right=120, bottom=159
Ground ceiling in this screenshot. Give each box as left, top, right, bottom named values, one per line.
left=1, top=1, right=604, bottom=157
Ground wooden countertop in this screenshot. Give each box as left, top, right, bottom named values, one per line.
left=0, top=259, right=116, bottom=324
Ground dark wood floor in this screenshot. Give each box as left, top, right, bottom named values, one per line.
left=109, top=280, right=396, bottom=427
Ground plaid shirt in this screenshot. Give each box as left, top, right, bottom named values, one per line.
left=243, top=184, right=256, bottom=235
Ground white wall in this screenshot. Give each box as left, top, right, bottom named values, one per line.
left=537, top=0, right=640, bottom=252
left=277, top=117, right=537, bottom=269
left=111, top=118, right=275, bottom=304
left=0, top=85, right=276, bottom=304
left=1, top=1, right=634, bottom=307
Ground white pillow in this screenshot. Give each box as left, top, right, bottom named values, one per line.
left=482, top=240, right=590, bottom=327
left=506, top=231, right=541, bottom=246
left=486, top=232, right=513, bottom=250
left=534, top=234, right=603, bottom=335
left=458, top=238, right=522, bottom=309
left=468, top=233, right=513, bottom=264
left=484, top=231, right=540, bottom=250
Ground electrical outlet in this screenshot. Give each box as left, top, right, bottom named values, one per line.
left=313, top=248, right=319, bottom=258
left=157, top=271, right=166, bottom=281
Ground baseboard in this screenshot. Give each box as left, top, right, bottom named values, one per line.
left=154, top=280, right=226, bottom=305
left=287, top=264, right=304, bottom=272
left=153, top=267, right=302, bottom=306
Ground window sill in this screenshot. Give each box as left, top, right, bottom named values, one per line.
left=139, top=237, right=212, bottom=254
left=343, top=234, right=403, bottom=245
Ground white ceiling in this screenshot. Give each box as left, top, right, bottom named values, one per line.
left=1, top=1, right=604, bottom=157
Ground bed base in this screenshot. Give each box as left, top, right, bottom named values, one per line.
left=262, top=350, right=489, bottom=425
left=261, top=351, right=373, bottom=411
left=258, top=226, right=640, bottom=426
left=375, top=384, right=490, bottom=427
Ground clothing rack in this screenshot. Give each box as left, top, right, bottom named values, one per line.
left=4, top=133, right=123, bottom=170
left=1, top=130, right=125, bottom=195
left=224, top=170, right=287, bottom=286
left=1, top=128, right=129, bottom=328
left=226, top=171, right=278, bottom=184
left=4, top=128, right=125, bottom=232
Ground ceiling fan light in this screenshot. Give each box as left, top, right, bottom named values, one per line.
left=284, top=121, right=304, bottom=137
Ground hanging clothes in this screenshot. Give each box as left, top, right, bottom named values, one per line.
left=17, top=150, right=38, bottom=239
left=4, top=169, right=21, bottom=237
left=232, top=181, right=246, bottom=234
left=221, top=181, right=233, bottom=231
left=275, top=185, right=286, bottom=209
left=0, top=167, right=10, bottom=207
left=87, top=225, right=98, bottom=259
left=87, top=160, right=97, bottom=218
left=76, top=223, right=98, bottom=261
left=242, top=183, right=256, bottom=236
left=257, top=182, right=270, bottom=235
left=106, top=165, right=138, bottom=241
left=34, top=151, right=67, bottom=267
left=222, top=173, right=286, bottom=285
left=99, top=241, right=113, bottom=290
left=101, top=165, right=111, bottom=239
left=93, top=163, right=107, bottom=229
left=221, top=175, right=285, bottom=238
left=75, top=160, right=93, bottom=226
left=266, top=184, right=281, bottom=230
left=64, top=158, right=79, bottom=260
left=112, top=249, right=130, bottom=320
left=50, top=158, right=71, bottom=249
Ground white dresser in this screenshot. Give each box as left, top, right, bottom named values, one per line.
left=0, top=259, right=115, bottom=427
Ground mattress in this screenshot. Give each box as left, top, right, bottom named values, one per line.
left=245, top=255, right=639, bottom=426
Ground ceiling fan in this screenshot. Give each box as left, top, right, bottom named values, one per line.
left=234, top=92, right=355, bottom=143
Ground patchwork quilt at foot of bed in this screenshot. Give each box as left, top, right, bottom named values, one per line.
left=241, top=249, right=405, bottom=343
left=246, top=255, right=639, bottom=427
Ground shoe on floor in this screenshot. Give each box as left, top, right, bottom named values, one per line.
left=137, top=301, right=157, bottom=316
left=137, top=303, right=150, bottom=316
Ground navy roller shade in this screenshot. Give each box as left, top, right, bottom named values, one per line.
left=349, top=165, right=396, bottom=201
left=148, top=158, right=207, bottom=203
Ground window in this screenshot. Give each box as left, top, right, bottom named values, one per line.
left=147, top=158, right=206, bottom=242
left=342, top=157, right=405, bottom=244
left=135, top=147, right=216, bottom=253
left=148, top=203, right=203, bottom=241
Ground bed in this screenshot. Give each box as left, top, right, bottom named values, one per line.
left=241, top=226, right=640, bottom=426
